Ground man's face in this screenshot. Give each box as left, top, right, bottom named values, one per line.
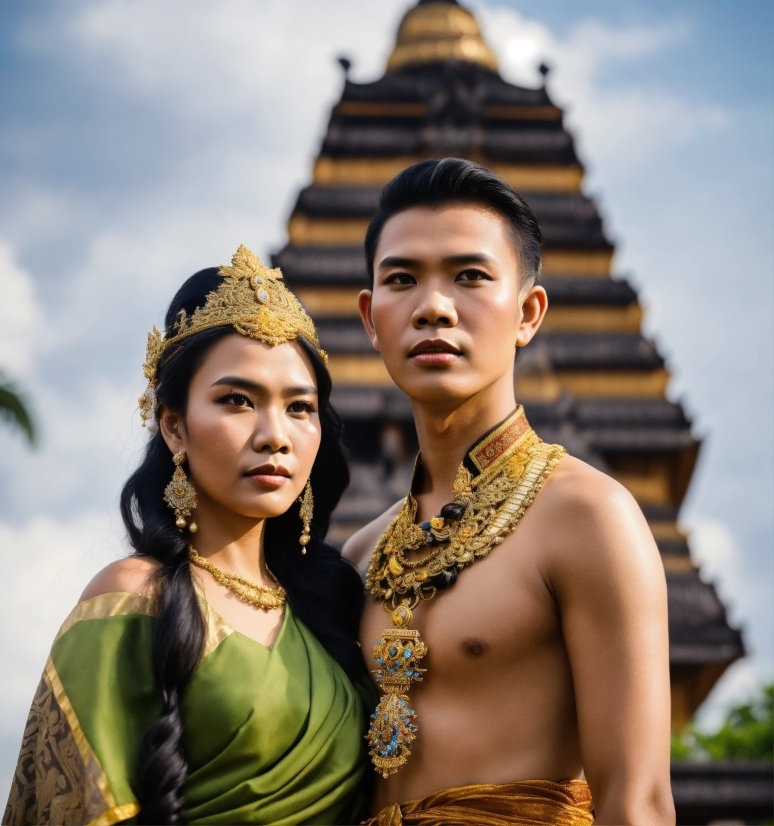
left=359, top=204, right=546, bottom=406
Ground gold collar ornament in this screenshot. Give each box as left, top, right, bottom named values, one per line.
left=365, top=407, right=566, bottom=777
left=139, top=245, right=327, bottom=428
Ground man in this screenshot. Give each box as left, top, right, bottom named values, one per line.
left=344, top=159, right=675, bottom=825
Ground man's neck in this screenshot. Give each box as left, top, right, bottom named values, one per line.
left=410, top=376, right=518, bottom=518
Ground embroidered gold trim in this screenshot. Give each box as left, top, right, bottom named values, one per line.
left=55, top=588, right=234, bottom=660
left=45, top=660, right=118, bottom=811
left=4, top=668, right=95, bottom=825
left=54, top=592, right=155, bottom=644
left=3, top=659, right=141, bottom=826
left=469, top=406, right=532, bottom=472
left=86, top=802, right=141, bottom=826
left=197, top=592, right=236, bottom=659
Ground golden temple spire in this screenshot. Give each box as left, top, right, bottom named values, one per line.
left=386, top=0, right=499, bottom=73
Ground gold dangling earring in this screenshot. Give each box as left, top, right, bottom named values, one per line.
left=164, top=451, right=198, bottom=533
left=298, top=479, right=313, bottom=554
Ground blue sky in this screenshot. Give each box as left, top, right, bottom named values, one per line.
left=0, top=0, right=771, bottom=791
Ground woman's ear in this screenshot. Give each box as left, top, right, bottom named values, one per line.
left=516, top=285, right=548, bottom=348
left=158, top=405, right=186, bottom=455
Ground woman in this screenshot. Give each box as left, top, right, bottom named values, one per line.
left=4, top=246, right=371, bottom=825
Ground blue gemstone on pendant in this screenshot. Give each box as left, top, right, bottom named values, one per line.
left=404, top=650, right=411, bottom=659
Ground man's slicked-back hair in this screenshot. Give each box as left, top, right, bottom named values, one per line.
left=364, top=158, right=542, bottom=285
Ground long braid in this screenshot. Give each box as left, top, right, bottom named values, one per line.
left=122, top=436, right=205, bottom=824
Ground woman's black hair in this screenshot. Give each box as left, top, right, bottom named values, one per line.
left=364, top=157, right=542, bottom=284
left=120, top=268, right=363, bottom=824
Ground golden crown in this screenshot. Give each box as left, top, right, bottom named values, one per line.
left=139, top=244, right=326, bottom=428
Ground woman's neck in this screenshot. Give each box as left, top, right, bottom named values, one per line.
left=187, top=504, right=272, bottom=586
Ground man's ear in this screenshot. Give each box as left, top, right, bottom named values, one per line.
left=357, top=289, right=381, bottom=352
left=158, top=405, right=186, bottom=456
left=516, top=284, right=548, bottom=348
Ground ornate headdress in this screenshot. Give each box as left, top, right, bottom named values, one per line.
left=139, top=244, right=327, bottom=428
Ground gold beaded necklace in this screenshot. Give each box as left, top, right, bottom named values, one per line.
left=188, top=546, right=286, bottom=610
left=364, top=407, right=566, bottom=778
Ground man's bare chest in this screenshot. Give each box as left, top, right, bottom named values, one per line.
left=361, top=538, right=560, bottom=682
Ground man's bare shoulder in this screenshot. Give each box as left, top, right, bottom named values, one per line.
left=533, top=454, right=661, bottom=580
left=541, top=454, right=635, bottom=517
left=342, top=499, right=404, bottom=576
left=79, top=556, right=161, bottom=602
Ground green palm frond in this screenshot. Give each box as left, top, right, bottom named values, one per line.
left=0, top=373, right=36, bottom=445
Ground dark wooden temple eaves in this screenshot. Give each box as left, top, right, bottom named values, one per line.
left=290, top=187, right=612, bottom=249
left=667, top=573, right=745, bottom=665
left=339, top=64, right=553, bottom=108
left=321, top=122, right=579, bottom=164
left=293, top=187, right=603, bottom=221
left=671, top=762, right=774, bottom=824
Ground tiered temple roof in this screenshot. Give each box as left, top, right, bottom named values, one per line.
left=272, top=0, right=743, bottom=727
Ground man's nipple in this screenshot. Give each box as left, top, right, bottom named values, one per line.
left=461, top=638, right=488, bottom=658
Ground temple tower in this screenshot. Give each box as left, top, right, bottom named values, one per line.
left=272, top=0, right=743, bottom=727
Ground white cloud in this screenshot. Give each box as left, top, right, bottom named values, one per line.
left=687, top=518, right=772, bottom=646
left=694, top=658, right=767, bottom=733
left=30, top=0, right=406, bottom=119
left=0, top=242, right=41, bottom=374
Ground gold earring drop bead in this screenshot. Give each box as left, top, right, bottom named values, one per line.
left=164, top=451, right=198, bottom=533
left=298, top=479, right=314, bottom=555
left=189, top=522, right=198, bottom=533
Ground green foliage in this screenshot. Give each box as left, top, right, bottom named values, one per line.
left=0, top=372, right=36, bottom=445
left=672, top=683, right=774, bottom=762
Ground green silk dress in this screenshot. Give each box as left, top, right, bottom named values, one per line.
left=3, top=591, right=370, bottom=826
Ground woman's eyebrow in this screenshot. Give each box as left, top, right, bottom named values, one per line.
left=282, top=385, right=318, bottom=397
left=211, top=376, right=317, bottom=397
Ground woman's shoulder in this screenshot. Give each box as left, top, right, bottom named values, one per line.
left=79, top=555, right=161, bottom=602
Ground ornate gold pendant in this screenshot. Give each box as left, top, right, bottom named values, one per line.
left=366, top=603, right=427, bottom=778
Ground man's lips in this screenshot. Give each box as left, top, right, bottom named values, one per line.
left=409, top=338, right=462, bottom=366
left=245, top=464, right=290, bottom=489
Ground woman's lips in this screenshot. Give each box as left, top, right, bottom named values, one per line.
left=245, top=465, right=290, bottom=489
left=246, top=473, right=289, bottom=489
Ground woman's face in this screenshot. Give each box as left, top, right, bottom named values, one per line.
left=160, top=334, right=321, bottom=525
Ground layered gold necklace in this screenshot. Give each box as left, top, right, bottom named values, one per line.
left=364, top=407, right=566, bottom=778
left=189, top=546, right=286, bottom=610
